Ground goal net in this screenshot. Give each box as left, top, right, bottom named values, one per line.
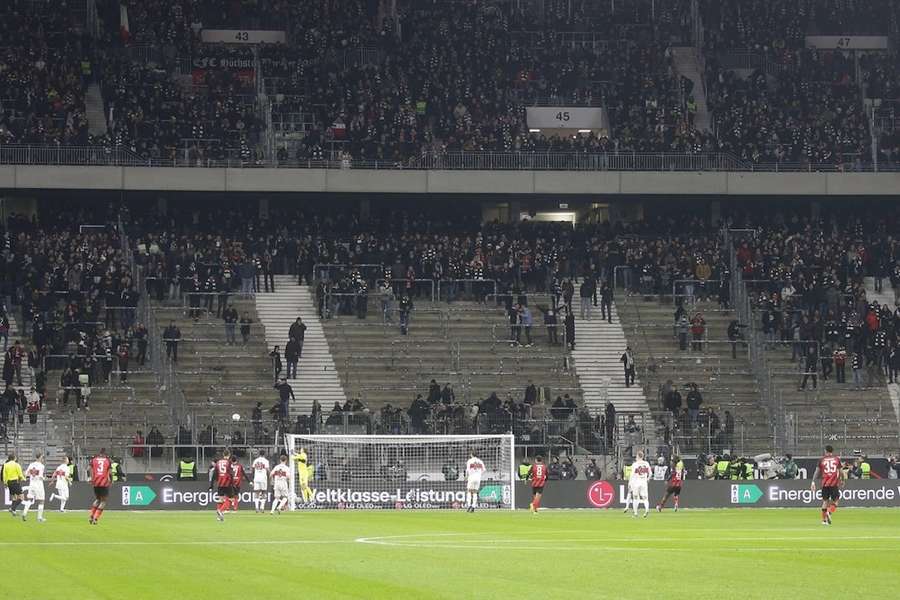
left=284, top=434, right=515, bottom=510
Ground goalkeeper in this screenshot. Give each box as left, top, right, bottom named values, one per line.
left=292, top=448, right=313, bottom=504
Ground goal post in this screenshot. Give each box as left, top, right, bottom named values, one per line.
left=284, top=434, right=516, bottom=510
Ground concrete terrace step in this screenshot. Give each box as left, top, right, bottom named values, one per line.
left=255, top=276, right=346, bottom=415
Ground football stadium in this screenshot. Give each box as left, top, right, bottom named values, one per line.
left=2, top=0, right=900, bottom=598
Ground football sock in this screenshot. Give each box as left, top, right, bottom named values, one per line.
left=37, top=504, right=43, bottom=520
left=22, top=501, right=31, bottom=516
left=60, top=500, right=66, bottom=511
left=95, top=508, right=104, bottom=522
left=821, top=509, right=827, bottom=521
left=674, top=498, right=679, bottom=509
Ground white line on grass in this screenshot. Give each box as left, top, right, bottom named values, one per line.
left=3, top=540, right=355, bottom=547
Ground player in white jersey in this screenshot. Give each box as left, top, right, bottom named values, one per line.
left=465, top=452, right=485, bottom=513
left=251, top=450, right=270, bottom=513
left=628, top=451, right=652, bottom=518
left=49, top=455, right=72, bottom=512
left=270, top=455, right=292, bottom=514
left=652, top=456, right=669, bottom=481
left=22, top=453, right=46, bottom=522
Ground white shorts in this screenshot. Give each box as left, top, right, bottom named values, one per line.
left=55, top=484, right=69, bottom=500
left=28, top=484, right=45, bottom=502
left=629, top=482, right=648, bottom=500
left=274, top=483, right=290, bottom=499
left=253, top=479, right=267, bottom=492
left=466, top=479, right=482, bottom=492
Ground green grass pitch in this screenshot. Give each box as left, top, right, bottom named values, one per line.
left=3, top=507, right=899, bottom=599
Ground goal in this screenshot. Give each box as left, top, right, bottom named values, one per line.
left=283, top=434, right=516, bottom=510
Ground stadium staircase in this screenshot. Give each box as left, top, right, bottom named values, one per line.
left=570, top=301, right=648, bottom=415
left=4, top=312, right=66, bottom=464
left=323, top=297, right=582, bottom=415
left=618, top=297, right=770, bottom=454
left=85, top=83, right=108, bottom=137
left=671, top=47, right=711, bottom=132
left=255, top=276, right=346, bottom=415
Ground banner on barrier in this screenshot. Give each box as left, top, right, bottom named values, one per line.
left=514, top=480, right=900, bottom=509
left=6, top=480, right=898, bottom=510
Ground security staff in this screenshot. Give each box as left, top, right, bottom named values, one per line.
left=110, top=457, right=127, bottom=482
left=178, top=457, right=198, bottom=481
left=2, top=452, right=26, bottom=515
left=744, top=460, right=754, bottom=480
left=860, top=456, right=871, bottom=479
left=518, top=461, right=532, bottom=480
left=715, top=455, right=731, bottom=480
left=623, top=462, right=633, bottom=480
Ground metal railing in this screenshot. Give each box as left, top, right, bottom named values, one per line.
left=5, top=145, right=900, bottom=172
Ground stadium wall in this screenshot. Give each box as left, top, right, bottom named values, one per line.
left=3, top=166, right=900, bottom=195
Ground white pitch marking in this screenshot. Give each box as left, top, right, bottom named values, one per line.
left=4, top=540, right=354, bottom=547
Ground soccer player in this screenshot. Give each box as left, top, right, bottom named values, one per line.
left=652, top=456, right=669, bottom=481
left=810, top=444, right=843, bottom=525
left=657, top=456, right=684, bottom=512
left=229, top=455, right=247, bottom=511
left=270, top=455, right=292, bottom=514
left=251, top=450, right=270, bottom=513
left=629, top=450, right=652, bottom=518
left=50, top=456, right=72, bottom=512
left=2, top=452, right=26, bottom=516
left=465, top=451, right=485, bottom=513
left=89, top=448, right=112, bottom=525
left=210, top=450, right=233, bottom=521
left=292, top=448, right=312, bottom=505
left=22, top=453, right=46, bottom=522
left=527, top=455, right=547, bottom=514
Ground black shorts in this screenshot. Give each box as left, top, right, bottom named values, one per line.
left=218, top=486, right=234, bottom=499
left=821, top=486, right=840, bottom=502
left=667, top=485, right=682, bottom=496
left=532, top=486, right=544, bottom=495
left=7, top=481, right=22, bottom=496
left=93, top=486, right=109, bottom=500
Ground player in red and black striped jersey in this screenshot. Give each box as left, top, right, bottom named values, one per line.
left=656, top=457, right=684, bottom=512
left=810, top=445, right=843, bottom=525
left=527, top=455, right=548, bottom=514
left=228, top=456, right=248, bottom=512
left=208, top=449, right=233, bottom=521
left=89, top=448, right=112, bottom=525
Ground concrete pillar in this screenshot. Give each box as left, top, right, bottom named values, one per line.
left=359, top=197, right=371, bottom=222
left=710, top=201, right=721, bottom=226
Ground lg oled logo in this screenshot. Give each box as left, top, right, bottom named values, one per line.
left=587, top=481, right=615, bottom=508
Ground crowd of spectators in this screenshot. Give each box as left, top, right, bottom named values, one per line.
left=8, top=0, right=900, bottom=167
left=0, top=4, right=91, bottom=146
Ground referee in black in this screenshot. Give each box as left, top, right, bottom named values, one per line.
left=2, top=452, right=26, bottom=516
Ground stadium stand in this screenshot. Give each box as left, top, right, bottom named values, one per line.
left=2, top=0, right=900, bottom=474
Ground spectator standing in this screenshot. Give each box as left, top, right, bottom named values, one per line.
left=685, top=383, right=703, bottom=425
left=223, top=305, right=238, bottom=345
left=690, top=313, right=706, bottom=351
left=285, top=337, right=300, bottom=379
left=399, top=295, right=413, bottom=335
left=380, top=282, right=394, bottom=322
left=251, top=402, right=263, bottom=441
left=852, top=351, right=865, bottom=389
left=0, top=311, right=8, bottom=352
left=288, top=318, right=307, bottom=357
left=677, top=315, right=689, bottom=351
left=25, top=386, right=41, bottom=425
left=564, top=309, right=575, bottom=350
left=620, top=346, right=636, bottom=387
left=579, top=279, right=592, bottom=320
left=604, top=401, right=616, bottom=449
left=117, top=341, right=129, bottom=383
left=134, top=324, right=148, bottom=365
left=834, top=345, right=847, bottom=384
left=163, top=322, right=181, bottom=363
left=544, top=307, right=558, bottom=345
left=599, top=280, right=613, bottom=324
left=275, top=378, right=295, bottom=420
left=519, top=305, right=533, bottom=347
left=269, top=346, right=283, bottom=381
left=239, top=312, right=253, bottom=346
left=131, top=430, right=145, bottom=458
